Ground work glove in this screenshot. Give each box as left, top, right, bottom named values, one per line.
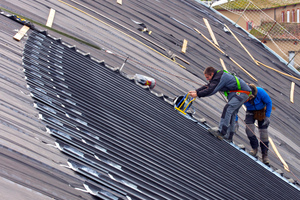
left=262, top=117, right=270, bottom=126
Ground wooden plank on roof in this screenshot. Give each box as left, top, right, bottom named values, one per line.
left=220, top=58, right=227, bottom=71
left=175, top=55, right=190, bottom=65
left=290, top=82, right=295, bottom=103
left=269, top=137, right=290, bottom=172
left=181, top=39, right=188, bottom=54
left=194, top=28, right=224, bottom=54
left=13, top=25, right=30, bottom=41
left=46, top=8, right=56, bottom=28
left=229, top=57, right=257, bottom=81
left=117, top=0, right=122, bottom=5
left=194, top=28, right=257, bottom=81
left=224, top=24, right=258, bottom=65
left=203, top=18, right=219, bottom=46
left=256, top=60, right=300, bottom=81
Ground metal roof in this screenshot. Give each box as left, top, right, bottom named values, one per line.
left=0, top=0, right=300, bottom=199
left=21, top=28, right=300, bottom=199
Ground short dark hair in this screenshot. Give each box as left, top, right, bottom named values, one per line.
left=204, top=66, right=215, bottom=75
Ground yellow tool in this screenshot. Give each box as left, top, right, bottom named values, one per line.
left=174, top=93, right=195, bottom=115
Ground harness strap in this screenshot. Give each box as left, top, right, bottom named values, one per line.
left=217, top=70, right=249, bottom=97
left=229, top=90, right=251, bottom=96
left=235, top=76, right=241, bottom=90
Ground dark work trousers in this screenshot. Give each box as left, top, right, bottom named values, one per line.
left=219, top=92, right=249, bottom=136
left=245, top=111, right=269, bottom=153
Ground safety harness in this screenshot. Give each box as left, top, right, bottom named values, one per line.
left=217, top=70, right=252, bottom=97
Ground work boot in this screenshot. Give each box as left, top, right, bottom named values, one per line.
left=262, top=153, right=270, bottom=164
left=260, top=141, right=269, bottom=164
left=249, top=148, right=258, bottom=158
left=225, top=132, right=234, bottom=143
left=224, top=138, right=232, bottom=143
left=208, top=127, right=224, bottom=140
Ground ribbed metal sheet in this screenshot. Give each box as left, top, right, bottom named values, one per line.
left=22, top=30, right=300, bottom=199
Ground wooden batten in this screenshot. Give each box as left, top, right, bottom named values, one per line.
left=269, top=137, right=290, bottom=172
left=13, top=25, right=30, bottom=41
left=224, top=24, right=258, bottom=65
left=229, top=57, right=257, bottom=82
left=220, top=58, right=227, bottom=71
left=194, top=28, right=224, bottom=54
left=194, top=28, right=256, bottom=81
left=203, top=18, right=219, bottom=46
left=181, top=39, right=188, bottom=54
left=256, top=60, right=300, bottom=81
left=290, top=82, right=295, bottom=103
left=117, top=0, right=122, bottom=5
left=46, top=8, right=56, bottom=27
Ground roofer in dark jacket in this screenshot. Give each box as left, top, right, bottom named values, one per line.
left=188, top=67, right=251, bottom=141
left=244, top=84, right=272, bottom=164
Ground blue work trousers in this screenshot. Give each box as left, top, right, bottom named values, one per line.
left=219, top=92, right=249, bottom=136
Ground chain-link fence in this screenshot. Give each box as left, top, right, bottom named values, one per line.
left=211, top=0, right=300, bottom=71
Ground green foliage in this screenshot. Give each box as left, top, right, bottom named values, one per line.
left=249, top=28, right=264, bottom=38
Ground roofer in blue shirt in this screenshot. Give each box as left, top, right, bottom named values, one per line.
left=244, top=84, right=272, bottom=164
left=188, top=66, right=251, bottom=141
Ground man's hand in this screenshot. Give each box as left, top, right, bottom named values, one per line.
left=188, top=91, right=198, bottom=98
left=262, top=117, right=270, bottom=126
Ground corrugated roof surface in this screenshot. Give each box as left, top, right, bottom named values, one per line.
left=20, top=29, right=300, bottom=199
left=0, top=15, right=95, bottom=200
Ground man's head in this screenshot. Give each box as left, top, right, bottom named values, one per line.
left=203, top=66, right=215, bottom=81
left=248, top=83, right=257, bottom=100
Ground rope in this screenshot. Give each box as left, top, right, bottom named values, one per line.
left=104, top=50, right=204, bottom=85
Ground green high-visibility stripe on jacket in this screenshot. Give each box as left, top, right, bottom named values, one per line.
left=217, top=70, right=241, bottom=96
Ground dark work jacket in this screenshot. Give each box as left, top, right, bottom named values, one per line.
left=196, top=70, right=251, bottom=98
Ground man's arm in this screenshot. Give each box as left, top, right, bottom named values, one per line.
left=196, top=77, right=222, bottom=97
left=188, top=85, right=207, bottom=98
left=261, top=89, right=272, bottom=117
